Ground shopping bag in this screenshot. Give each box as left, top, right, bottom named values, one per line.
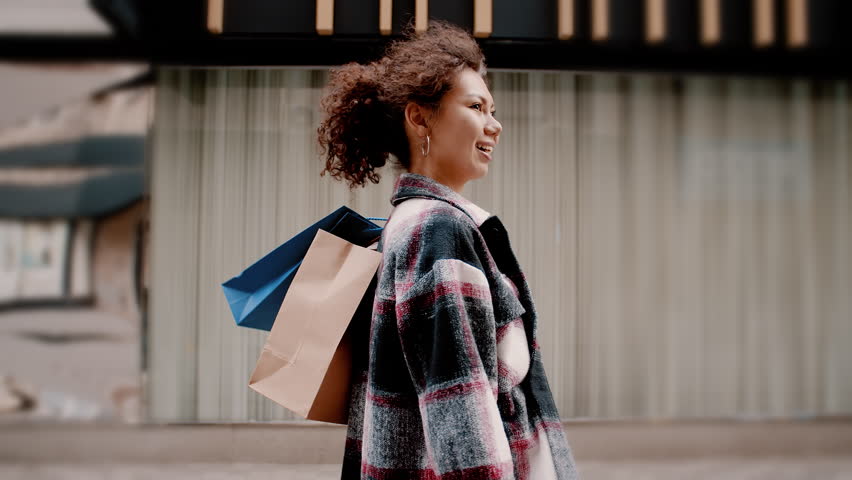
left=248, top=229, right=381, bottom=424
left=221, top=206, right=383, bottom=331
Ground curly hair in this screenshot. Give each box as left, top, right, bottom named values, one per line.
left=318, top=20, right=487, bottom=189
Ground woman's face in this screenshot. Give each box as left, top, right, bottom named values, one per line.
left=408, top=68, right=502, bottom=193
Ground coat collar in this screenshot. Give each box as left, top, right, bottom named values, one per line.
left=390, top=173, right=492, bottom=227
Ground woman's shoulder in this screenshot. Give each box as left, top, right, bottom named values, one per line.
left=382, top=198, right=481, bottom=257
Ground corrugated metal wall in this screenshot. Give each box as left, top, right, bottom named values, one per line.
left=147, top=68, right=851, bottom=422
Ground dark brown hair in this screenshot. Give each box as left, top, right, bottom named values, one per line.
left=318, top=21, right=486, bottom=189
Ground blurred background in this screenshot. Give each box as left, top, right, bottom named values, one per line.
left=0, top=0, right=850, bottom=478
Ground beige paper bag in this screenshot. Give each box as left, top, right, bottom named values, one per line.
left=249, top=229, right=381, bottom=424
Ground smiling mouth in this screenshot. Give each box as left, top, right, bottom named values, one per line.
left=476, top=144, right=494, bottom=153
left=477, top=149, right=492, bottom=162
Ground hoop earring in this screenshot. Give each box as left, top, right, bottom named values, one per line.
left=420, top=135, right=430, bottom=158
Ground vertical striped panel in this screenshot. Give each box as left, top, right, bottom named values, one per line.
left=149, top=68, right=852, bottom=421
left=473, top=0, right=492, bottom=38
left=817, top=82, right=852, bottom=414
left=415, top=0, right=428, bottom=32
left=646, top=0, right=666, bottom=43
left=148, top=69, right=204, bottom=421
left=786, top=0, right=807, bottom=48
left=379, top=0, right=393, bottom=35
left=316, top=0, right=334, bottom=35
left=558, top=0, right=575, bottom=40
left=700, top=0, right=721, bottom=45
left=753, top=0, right=775, bottom=47
left=207, top=0, right=224, bottom=34
left=591, top=0, right=609, bottom=41
left=471, top=72, right=580, bottom=415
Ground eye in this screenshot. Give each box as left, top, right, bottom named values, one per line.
left=470, top=103, right=482, bottom=111
left=490, top=110, right=497, bottom=117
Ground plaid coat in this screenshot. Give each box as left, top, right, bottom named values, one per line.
left=342, top=173, right=579, bottom=480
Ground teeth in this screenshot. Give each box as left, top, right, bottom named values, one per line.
left=476, top=144, right=493, bottom=153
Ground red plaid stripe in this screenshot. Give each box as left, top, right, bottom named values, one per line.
left=362, top=462, right=510, bottom=480
left=366, top=390, right=414, bottom=409
left=396, top=279, right=490, bottom=317
left=420, top=378, right=490, bottom=404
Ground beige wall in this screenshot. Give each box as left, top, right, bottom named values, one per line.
left=92, top=200, right=147, bottom=322
left=0, top=63, right=148, bottom=134
left=147, top=68, right=852, bottom=422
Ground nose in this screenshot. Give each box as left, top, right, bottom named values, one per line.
left=485, top=116, right=502, bottom=138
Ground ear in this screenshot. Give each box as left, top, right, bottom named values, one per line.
left=404, top=102, right=432, bottom=137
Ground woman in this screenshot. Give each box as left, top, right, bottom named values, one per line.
left=319, top=21, right=579, bottom=480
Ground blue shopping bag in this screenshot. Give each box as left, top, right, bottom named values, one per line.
left=221, top=206, right=385, bottom=331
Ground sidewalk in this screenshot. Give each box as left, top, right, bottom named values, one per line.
left=3, top=308, right=852, bottom=479
left=2, top=458, right=852, bottom=479
left=0, top=307, right=140, bottom=423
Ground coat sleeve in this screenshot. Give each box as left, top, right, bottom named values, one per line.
left=394, top=215, right=515, bottom=479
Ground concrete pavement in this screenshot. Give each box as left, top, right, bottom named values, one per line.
left=0, top=307, right=140, bottom=423
left=2, top=459, right=852, bottom=479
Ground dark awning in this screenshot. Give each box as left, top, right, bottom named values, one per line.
left=0, top=135, right=144, bottom=168
left=0, top=135, right=145, bottom=218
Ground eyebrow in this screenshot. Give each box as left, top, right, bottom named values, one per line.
left=463, top=94, right=496, bottom=109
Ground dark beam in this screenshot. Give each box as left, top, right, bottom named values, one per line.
left=146, top=36, right=851, bottom=78
left=0, top=33, right=849, bottom=78
left=0, top=34, right=146, bottom=62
